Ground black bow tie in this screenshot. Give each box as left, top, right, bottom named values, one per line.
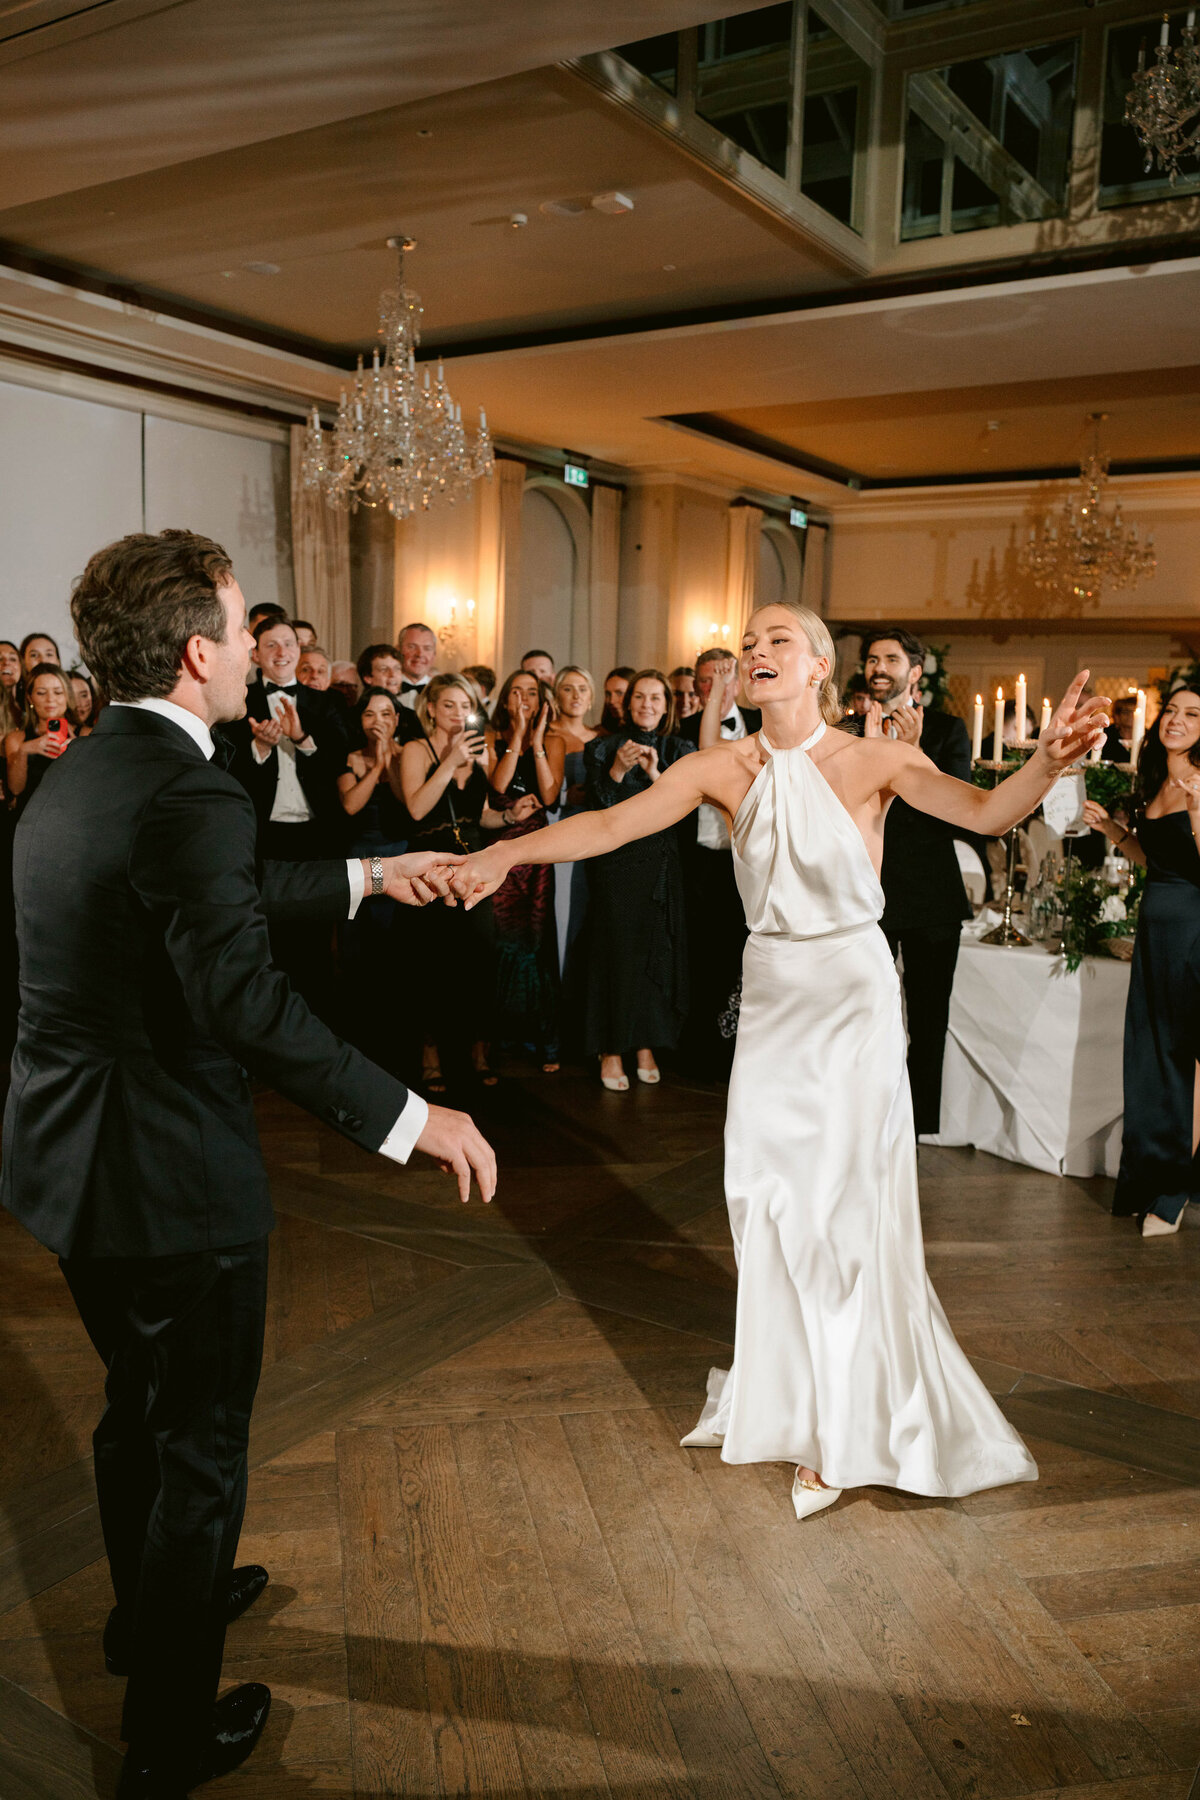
left=399, top=679, right=424, bottom=694
left=211, top=734, right=236, bottom=770
left=265, top=682, right=298, bottom=696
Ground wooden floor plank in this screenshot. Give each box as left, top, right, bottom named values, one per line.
left=453, top=1418, right=611, bottom=1799
left=336, top=1425, right=438, bottom=1798
left=562, top=1408, right=784, bottom=1800
left=0, top=1671, right=120, bottom=1800
left=508, top=1413, right=693, bottom=1798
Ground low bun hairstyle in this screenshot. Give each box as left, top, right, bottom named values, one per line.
left=746, top=601, right=841, bottom=726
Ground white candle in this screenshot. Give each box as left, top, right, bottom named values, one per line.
left=971, top=694, right=984, bottom=762
left=993, top=686, right=1004, bottom=762
left=1161, top=15, right=1171, bottom=46
left=466, top=599, right=476, bottom=619
left=1130, top=688, right=1146, bottom=770
left=1040, top=696, right=1052, bottom=734
left=1089, top=733, right=1103, bottom=764
left=1015, top=673, right=1027, bottom=744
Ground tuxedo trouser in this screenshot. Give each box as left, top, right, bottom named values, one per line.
left=263, top=820, right=338, bottom=1025
left=884, top=923, right=962, bottom=1137
left=60, top=1238, right=268, bottom=1774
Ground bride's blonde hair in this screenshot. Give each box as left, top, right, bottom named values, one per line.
left=746, top=601, right=841, bottom=726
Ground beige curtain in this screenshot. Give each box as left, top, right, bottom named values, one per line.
left=727, top=503, right=763, bottom=629
left=586, top=483, right=622, bottom=684
left=289, top=425, right=351, bottom=659
left=491, top=458, right=526, bottom=678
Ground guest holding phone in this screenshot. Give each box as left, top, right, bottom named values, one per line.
left=487, top=670, right=565, bottom=1071
left=5, top=664, right=77, bottom=813
left=583, top=669, right=695, bottom=1089
left=401, top=674, right=505, bottom=1088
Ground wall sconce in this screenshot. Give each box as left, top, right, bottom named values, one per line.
left=436, top=597, right=477, bottom=667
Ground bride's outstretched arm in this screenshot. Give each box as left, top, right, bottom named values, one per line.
left=885, top=671, right=1110, bottom=835
left=451, top=751, right=713, bottom=908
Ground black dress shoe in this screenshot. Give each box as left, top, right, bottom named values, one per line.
left=104, top=1566, right=269, bottom=1676
left=116, top=1683, right=271, bottom=1796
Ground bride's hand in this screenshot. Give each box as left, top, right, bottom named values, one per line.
left=1033, top=672, right=1110, bottom=769
left=452, top=843, right=513, bottom=910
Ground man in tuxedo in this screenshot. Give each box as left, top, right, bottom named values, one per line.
left=396, top=620, right=437, bottom=711
left=222, top=618, right=352, bottom=1017
left=839, top=627, right=971, bottom=1135
left=1, top=529, right=494, bottom=1798
left=677, top=649, right=761, bottom=1073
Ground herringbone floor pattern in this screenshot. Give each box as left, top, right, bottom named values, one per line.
left=0, top=1066, right=1197, bottom=1799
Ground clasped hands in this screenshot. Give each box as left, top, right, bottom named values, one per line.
left=251, top=696, right=309, bottom=752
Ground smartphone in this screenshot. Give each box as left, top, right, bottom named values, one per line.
left=466, top=708, right=489, bottom=737
left=44, top=718, right=70, bottom=756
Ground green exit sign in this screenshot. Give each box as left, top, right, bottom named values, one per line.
left=790, top=506, right=808, bottom=529
left=563, top=463, right=589, bottom=488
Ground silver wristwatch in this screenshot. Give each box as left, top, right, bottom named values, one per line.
left=370, top=856, right=385, bottom=896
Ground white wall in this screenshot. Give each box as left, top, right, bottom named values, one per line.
left=0, top=371, right=293, bottom=669
left=143, top=415, right=293, bottom=616
left=0, top=383, right=143, bottom=663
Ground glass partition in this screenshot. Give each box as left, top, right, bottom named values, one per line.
left=902, top=40, right=1078, bottom=239
left=801, top=7, right=871, bottom=229
left=1100, top=11, right=1200, bottom=206
left=695, top=4, right=797, bottom=179
left=611, top=31, right=678, bottom=94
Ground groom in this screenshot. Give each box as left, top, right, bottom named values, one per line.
left=0, top=530, right=495, bottom=1799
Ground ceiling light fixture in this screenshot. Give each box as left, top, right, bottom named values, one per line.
left=1016, top=413, right=1157, bottom=611
left=1125, top=10, right=1200, bottom=183
left=300, top=235, right=493, bottom=519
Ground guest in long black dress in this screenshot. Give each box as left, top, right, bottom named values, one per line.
left=1087, top=686, right=1200, bottom=1237
left=4, top=665, right=77, bottom=814
left=337, top=688, right=411, bottom=1069
left=583, top=669, right=695, bottom=1090
left=401, top=674, right=506, bottom=1089
left=488, top=669, right=565, bottom=1072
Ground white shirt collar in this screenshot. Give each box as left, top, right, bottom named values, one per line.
left=112, top=697, right=215, bottom=761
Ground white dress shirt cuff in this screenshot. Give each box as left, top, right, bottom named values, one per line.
left=346, top=858, right=365, bottom=920
left=251, top=741, right=272, bottom=765
left=378, top=1092, right=429, bottom=1164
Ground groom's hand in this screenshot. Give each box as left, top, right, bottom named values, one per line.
left=376, top=853, right=465, bottom=906
left=416, top=1104, right=497, bottom=1204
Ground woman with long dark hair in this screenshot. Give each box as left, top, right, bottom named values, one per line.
left=4, top=664, right=77, bottom=813
left=582, top=668, right=695, bottom=1089
left=1086, top=685, right=1200, bottom=1236
left=487, top=669, right=565, bottom=1071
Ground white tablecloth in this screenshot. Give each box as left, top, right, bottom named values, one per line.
left=929, top=937, right=1130, bottom=1177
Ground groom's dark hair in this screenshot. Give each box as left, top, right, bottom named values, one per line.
left=71, top=529, right=233, bottom=702
left=860, top=626, right=924, bottom=671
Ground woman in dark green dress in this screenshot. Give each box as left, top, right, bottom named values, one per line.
left=1088, top=686, right=1200, bottom=1236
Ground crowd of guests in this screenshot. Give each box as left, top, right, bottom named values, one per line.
left=3, top=604, right=1196, bottom=1240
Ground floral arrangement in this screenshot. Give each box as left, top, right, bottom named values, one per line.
left=918, top=644, right=954, bottom=713
left=1057, top=862, right=1143, bottom=974
left=1083, top=762, right=1135, bottom=810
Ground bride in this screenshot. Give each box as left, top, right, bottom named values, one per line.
left=453, top=603, right=1109, bottom=1517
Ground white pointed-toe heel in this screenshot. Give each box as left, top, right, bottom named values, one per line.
left=791, top=1470, right=842, bottom=1521
left=636, top=1067, right=661, bottom=1086
left=679, top=1425, right=723, bottom=1448
left=1142, top=1203, right=1187, bottom=1238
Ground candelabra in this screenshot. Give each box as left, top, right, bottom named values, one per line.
left=300, top=236, right=494, bottom=521
left=1125, top=10, right=1200, bottom=185
left=974, top=760, right=1032, bottom=948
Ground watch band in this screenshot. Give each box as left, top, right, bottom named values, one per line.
left=370, top=856, right=385, bottom=897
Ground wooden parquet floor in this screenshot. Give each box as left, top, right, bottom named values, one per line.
left=0, top=1065, right=1197, bottom=1799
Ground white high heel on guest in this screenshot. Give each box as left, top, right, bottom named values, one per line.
left=636, top=1067, right=661, bottom=1086
left=1142, top=1203, right=1187, bottom=1238
left=791, top=1469, right=842, bottom=1521
left=599, top=1058, right=629, bottom=1093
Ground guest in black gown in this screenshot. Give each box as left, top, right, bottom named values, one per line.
left=338, top=688, right=411, bottom=1070
left=401, top=674, right=506, bottom=1089
left=583, top=669, right=695, bottom=1089
left=1086, top=686, right=1200, bottom=1236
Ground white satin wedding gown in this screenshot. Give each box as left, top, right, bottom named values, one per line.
left=685, top=723, right=1037, bottom=1496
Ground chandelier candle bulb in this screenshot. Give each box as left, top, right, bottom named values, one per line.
left=971, top=695, right=984, bottom=762
left=1130, top=689, right=1147, bottom=769
left=1015, top=674, right=1027, bottom=742
left=993, top=687, right=1004, bottom=763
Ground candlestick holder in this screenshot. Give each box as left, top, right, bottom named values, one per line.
left=972, top=757, right=1031, bottom=947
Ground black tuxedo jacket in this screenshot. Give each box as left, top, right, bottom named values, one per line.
left=678, top=704, right=762, bottom=749
left=1, top=706, right=408, bottom=1259
left=220, top=678, right=348, bottom=847
left=838, top=705, right=971, bottom=930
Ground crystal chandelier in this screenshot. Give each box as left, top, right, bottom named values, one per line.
left=300, top=235, right=494, bottom=518
left=1017, top=415, right=1157, bottom=610
left=1125, top=11, right=1200, bottom=185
